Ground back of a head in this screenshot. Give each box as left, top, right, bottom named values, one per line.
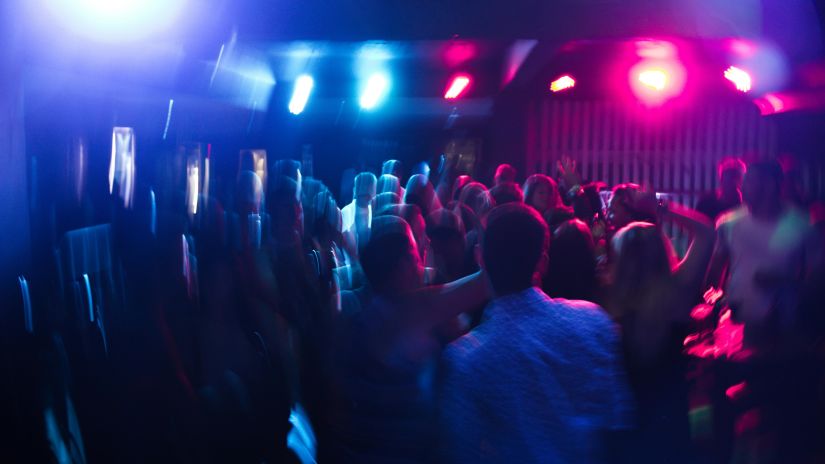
left=377, top=174, right=401, bottom=196
left=268, top=175, right=303, bottom=240
left=490, top=182, right=524, bottom=206
left=483, top=203, right=549, bottom=296
left=610, top=222, right=672, bottom=308
left=718, top=157, right=747, bottom=183
left=360, top=215, right=418, bottom=295
left=426, top=208, right=466, bottom=240
left=236, top=170, right=264, bottom=213
left=458, top=182, right=494, bottom=218
left=374, top=192, right=401, bottom=215
left=404, top=174, right=439, bottom=217
left=273, top=159, right=302, bottom=183
left=353, top=172, right=378, bottom=204
left=382, top=159, right=403, bottom=178
left=451, top=175, right=473, bottom=202
left=544, top=219, right=597, bottom=301
left=494, top=164, right=517, bottom=186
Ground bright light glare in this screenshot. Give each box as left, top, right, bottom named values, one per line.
left=629, top=60, right=686, bottom=106
left=289, top=75, right=314, bottom=115
left=638, top=69, right=668, bottom=91
left=550, top=75, right=576, bottom=92
left=724, top=66, right=752, bottom=93
left=360, top=73, right=390, bottom=110
left=444, top=75, right=471, bottom=99
left=46, top=0, right=186, bottom=42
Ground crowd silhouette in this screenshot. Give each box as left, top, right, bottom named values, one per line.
left=4, top=149, right=825, bottom=464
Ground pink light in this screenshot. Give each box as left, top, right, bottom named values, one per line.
left=629, top=60, right=686, bottom=106
left=444, top=75, right=471, bottom=99
left=638, top=69, right=668, bottom=90
left=550, top=75, right=576, bottom=92
left=724, top=66, right=752, bottom=92
left=725, top=382, right=747, bottom=401
left=635, top=40, right=677, bottom=59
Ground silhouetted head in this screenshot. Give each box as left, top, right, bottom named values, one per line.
left=382, top=159, right=403, bottom=179
left=353, top=172, right=377, bottom=208
left=373, top=192, right=401, bottom=215
left=451, top=175, right=473, bottom=202
left=718, top=158, right=746, bottom=198
left=608, top=183, right=652, bottom=229
left=404, top=174, right=440, bottom=218
left=743, top=160, right=783, bottom=216
left=361, top=215, right=423, bottom=296
left=544, top=219, right=598, bottom=301
left=482, top=203, right=550, bottom=296
left=610, top=222, right=675, bottom=310
left=427, top=209, right=467, bottom=282
left=377, top=174, right=402, bottom=196
left=494, top=164, right=517, bottom=186
left=489, top=182, right=524, bottom=206
left=458, top=182, right=494, bottom=218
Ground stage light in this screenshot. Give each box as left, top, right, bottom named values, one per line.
left=724, top=66, right=752, bottom=93
left=46, top=0, right=187, bottom=42
left=444, top=75, right=471, bottom=99
left=638, top=69, right=668, bottom=91
left=360, top=73, right=390, bottom=110
left=550, top=75, right=576, bottom=92
left=629, top=60, right=686, bottom=106
left=289, top=75, right=314, bottom=115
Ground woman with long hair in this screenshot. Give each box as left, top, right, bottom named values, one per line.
left=607, top=193, right=714, bottom=463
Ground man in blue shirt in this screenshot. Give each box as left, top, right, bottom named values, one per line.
left=438, top=203, right=633, bottom=463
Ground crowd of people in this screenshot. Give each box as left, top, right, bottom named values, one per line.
left=8, top=149, right=825, bottom=464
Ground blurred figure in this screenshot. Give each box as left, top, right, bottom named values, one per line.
left=489, top=182, right=523, bottom=206
left=373, top=192, right=401, bottom=216
left=608, top=183, right=655, bottom=231
left=325, top=215, right=488, bottom=463
left=382, top=159, right=403, bottom=179
left=412, top=161, right=431, bottom=180
left=457, top=182, right=494, bottom=219
left=341, top=172, right=377, bottom=252
left=425, top=209, right=467, bottom=283
left=708, top=161, right=820, bottom=343
left=543, top=219, right=599, bottom=302
left=523, top=174, right=574, bottom=229
left=608, top=196, right=714, bottom=463
left=450, top=175, right=473, bottom=203
left=404, top=174, right=441, bottom=219
left=493, top=163, right=517, bottom=186
left=377, top=174, right=401, bottom=197
left=696, top=157, right=746, bottom=221
left=438, top=203, right=632, bottom=463
left=385, top=203, right=430, bottom=264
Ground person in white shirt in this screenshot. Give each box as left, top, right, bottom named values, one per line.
left=709, top=160, right=821, bottom=343
left=341, top=172, right=377, bottom=253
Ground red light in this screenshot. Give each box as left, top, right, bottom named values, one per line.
left=444, top=75, right=471, bottom=99
left=629, top=60, right=686, bottom=106
left=550, top=75, right=576, bottom=92
left=724, top=66, right=752, bottom=92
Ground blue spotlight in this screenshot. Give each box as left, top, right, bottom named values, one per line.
left=359, top=73, right=390, bottom=110
left=289, top=75, right=314, bottom=115
left=45, top=0, right=187, bottom=42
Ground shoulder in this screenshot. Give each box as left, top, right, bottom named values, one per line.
left=547, top=298, right=620, bottom=346
left=715, top=205, right=748, bottom=230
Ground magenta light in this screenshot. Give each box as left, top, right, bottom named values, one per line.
left=629, top=60, right=686, bottom=106
left=444, top=75, right=471, bottom=99
left=638, top=69, right=667, bottom=90
left=550, top=75, right=576, bottom=92
left=724, top=66, right=752, bottom=93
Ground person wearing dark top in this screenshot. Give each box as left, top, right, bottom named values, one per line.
left=606, top=193, right=714, bottom=464
left=695, top=157, right=746, bottom=222
left=324, top=215, right=489, bottom=463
